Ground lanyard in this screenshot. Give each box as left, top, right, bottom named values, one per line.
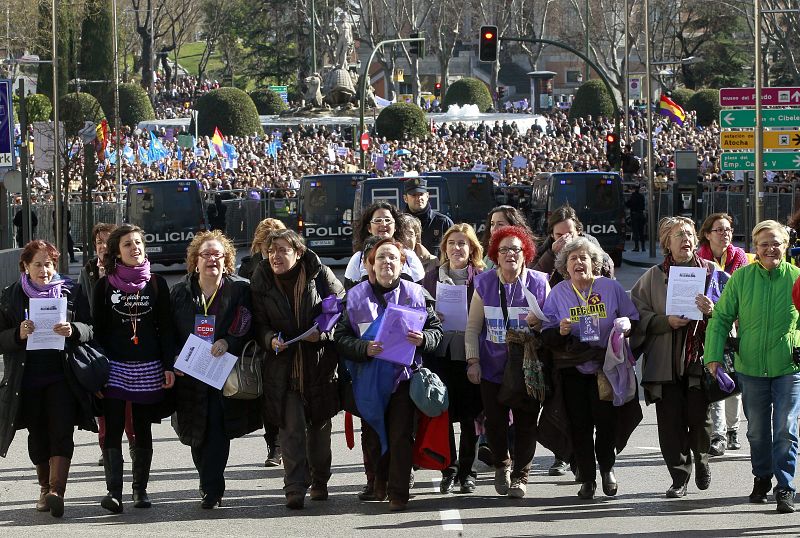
left=713, top=250, right=728, bottom=271
left=201, top=283, right=220, bottom=316
left=571, top=278, right=595, bottom=307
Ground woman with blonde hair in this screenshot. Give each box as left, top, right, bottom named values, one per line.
left=422, top=223, right=485, bottom=494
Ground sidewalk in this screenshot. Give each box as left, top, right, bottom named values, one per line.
left=621, top=239, right=750, bottom=268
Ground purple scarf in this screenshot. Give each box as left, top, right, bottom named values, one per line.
left=20, top=273, right=64, bottom=299
left=108, top=258, right=152, bottom=293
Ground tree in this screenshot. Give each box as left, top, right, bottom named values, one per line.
left=26, top=94, right=54, bottom=123
left=669, top=88, right=695, bottom=110
left=375, top=102, right=428, bottom=140
left=569, top=79, right=614, bottom=119
left=162, top=0, right=203, bottom=89
left=129, top=0, right=169, bottom=95
left=79, top=0, right=115, bottom=106
left=687, top=88, right=720, bottom=127
left=36, top=2, right=79, bottom=105
left=59, top=92, right=106, bottom=136
left=116, top=83, right=156, bottom=127
left=249, top=89, right=288, bottom=115
left=442, top=78, right=493, bottom=112
left=195, top=87, right=263, bottom=137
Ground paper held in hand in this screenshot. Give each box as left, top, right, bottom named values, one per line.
left=26, top=297, right=67, bottom=351
left=665, top=266, right=705, bottom=321
left=175, top=333, right=239, bottom=389
left=374, top=303, right=426, bottom=366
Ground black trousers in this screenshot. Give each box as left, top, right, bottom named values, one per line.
left=446, top=418, right=478, bottom=478
left=631, top=212, right=646, bottom=246
left=22, top=379, right=77, bottom=464
left=561, top=368, right=617, bottom=482
left=362, top=380, right=415, bottom=503
left=655, top=377, right=711, bottom=486
left=191, top=389, right=230, bottom=498
left=480, top=380, right=539, bottom=481
left=102, top=398, right=154, bottom=450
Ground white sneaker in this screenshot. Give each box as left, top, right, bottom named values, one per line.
left=508, top=478, right=526, bottom=498
left=494, top=467, right=511, bottom=495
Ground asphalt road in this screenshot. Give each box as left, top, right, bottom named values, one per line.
left=3, top=253, right=800, bottom=535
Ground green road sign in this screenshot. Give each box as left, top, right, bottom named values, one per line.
left=719, top=109, right=800, bottom=129
left=721, top=151, right=800, bottom=171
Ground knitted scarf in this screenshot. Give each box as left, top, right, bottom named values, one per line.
left=290, top=263, right=307, bottom=395
left=662, top=253, right=707, bottom=367
left=20, top=273, right=63, bottom=299
left=697, top=243, right=748, bottom=274
left=108, top=259, right=152, bottom=293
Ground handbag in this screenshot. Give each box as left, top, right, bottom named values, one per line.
left=66, top=341, right=110, bottom=393
left=701, top=350, right=741, bottom=404
left=498, top=330, right=550, bottom=412
left=222, top=339, right=264, bottom=400
left=410, top=367, right=449, bottom=417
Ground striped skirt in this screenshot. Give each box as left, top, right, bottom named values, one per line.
left=105, top=359, right=165, bottom=405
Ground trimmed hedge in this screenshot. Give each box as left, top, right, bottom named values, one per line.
left=26, top=94, right=53, bottom=122
left=442, top=77, right=493, bottom=112
left=59, top=92, right=106, bottom=136
left=569, top=80, right=614, bottom=120
left=196, top=87, right=263, bottom=137
left=375, top=102, right=429, bottom=140
left=117, top=83, right=155, bottom=127
left=687, top=88, right=721, bottom=127
left=669, top=88, right=695, bottom=110
left=249, top=88, right=287, bottom=115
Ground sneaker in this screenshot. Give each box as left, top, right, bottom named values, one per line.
left=727, top=430, right=741, bottom=450
left=477, top=444, right=494, bottom=467
left=709, top=438, right=726, bottom=457
left=695, top=461, right=711, bottom=490
left=508, top=478, right=527, bottom=498
left=549, top=458, right=568, bottom=476
left=749, top=477, right=772, bottom=504
left=776, top=488, right=796, bottom=513
left=357, top=482, right=376, bottom=501
left=494, top=467, right=511, bottom=495
left=265, top=446, right=282, bottom=467
left=459, top=474, right=476, bottom=494
left=409, top=469, right=415, bottom=489
left=439, top=472, right=456, bottom=494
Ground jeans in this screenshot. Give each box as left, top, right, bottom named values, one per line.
left=738, top=372, right=800, bottom=491
left=709, top=393, right=741, bottom=440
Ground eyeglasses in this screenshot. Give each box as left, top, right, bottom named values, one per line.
left=370, top=218, right=394, bottom=225
left=672, top=230, right=694, bottom=239
left=268, top=247, right=295, bottom=256
left=756, top=241, right=783, bottom=250
left=199, top=251, right=225, bottom=260
left=498, top=246, right=523, bottom=256
left=710, top=228, right=733, bottom=235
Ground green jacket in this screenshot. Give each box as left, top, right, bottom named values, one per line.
left=704, top=261, right=800, bottom=378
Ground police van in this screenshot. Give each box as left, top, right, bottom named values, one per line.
left=298, top=173, right=368, bottom=259
left=126, top=179, right=207, bottom=266
left=354, top=176, right=448, bottom=229
left=530, top=171, right=626, bottom=266
left=421, top=171, right=497, bottom=235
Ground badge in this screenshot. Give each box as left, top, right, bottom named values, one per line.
left=579, top=314, right=600, bottom=342
left=194, top=314, right=216, bottom=343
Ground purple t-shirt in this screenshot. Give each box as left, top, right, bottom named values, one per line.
left=543, top=277, right=639, bottom=346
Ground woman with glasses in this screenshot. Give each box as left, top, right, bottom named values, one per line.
left=480, top=206, right=534, bottom=270
left=705, top=221, right=800, bottom=514
left=171, top=230, right=259, bottom=509
left=630, top=217, right=726, bottom=499
left=697, top=213, right=748, bottom=457
left=464, top=225, right=549, bottom=498
left=251, top=229, right=345, bottom=510
left=345, top=202, right=424, bottom=288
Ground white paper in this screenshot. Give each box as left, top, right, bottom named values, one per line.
left=521, top=285, right=548, bottom=321
left=666, top=266, right=705, bottom=320
left=26, top=297, right=67, bottom=350
left=282, top=323, right=319, bottom=346
left=435, top=283, right=468, bottom=332
left=175, top=333, right=239, bottom=390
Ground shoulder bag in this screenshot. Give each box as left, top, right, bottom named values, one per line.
left=223, top=339, right=264, bottom=400
left=66, top=341, right=110, bottom=393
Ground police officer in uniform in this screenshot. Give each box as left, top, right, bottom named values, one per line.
left=403, top=178, right=454, bottom=257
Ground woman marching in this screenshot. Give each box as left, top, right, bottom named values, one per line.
left=0, top=240, right=96, bottom=518
left=93, top=224, right=175, bottom=513
left=171, top=230, right=261, bottom=508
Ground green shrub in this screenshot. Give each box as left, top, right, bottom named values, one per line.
left=569, top=80, right=614, bottom=120
left=375, top=102, right=429, bottom=141
left=669, top=88, right=695, bottom=110
left=59, top=92, right=106, bottom=136
left=116, top=83, right=155, bottom=127
left=196, top=87, right=263, bottom=137
left=249, top=88, right=287, bottom=115
left=687, top=88, right=721, bottom=127
left=25, top=94, right=53, bottom=122
left=442, top=77, right=493, bottom=112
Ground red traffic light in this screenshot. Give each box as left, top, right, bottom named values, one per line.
left=435, top=82, right=441, bottom=89
left=606, top=133, right=618, bottom=144
left=483, top=31, right=494, bottom=40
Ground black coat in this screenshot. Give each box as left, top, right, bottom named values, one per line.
left=407, top=203, right=454, bottom=257
left=237, top=253, right=262, bottom=281
left=250, top=250, right=344, bottom=427
left=170, top=274, right=261, bottom=447
left=0, top=279, right=96, bottom=457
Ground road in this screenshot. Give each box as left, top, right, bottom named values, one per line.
left=3, top=254, right=798, bottom=536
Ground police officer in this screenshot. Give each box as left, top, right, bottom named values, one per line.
left=403, top=178, right=453, bottom=257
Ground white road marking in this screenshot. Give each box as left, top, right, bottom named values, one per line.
left=431, top=479, right=463, bottom=531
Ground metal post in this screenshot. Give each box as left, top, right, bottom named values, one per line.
left=623, top=0, right=630, bottom=143
left=149, top=8, right=154, bottom=97
left=584, top=0, right=590, bottom=82
left=754, top=0, right=763, bottom=225
left=112, top=0, right=122, bottom=224
left=52, top=0, right=65, bottom=272
left=310, top=0, right=317, bottom=73
left=19, top=80, right=32, bottom=245
left=644, top=0, right=656, bottom=257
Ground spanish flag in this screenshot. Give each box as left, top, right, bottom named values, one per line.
left=210, top=127, right=225, bottom=158
left=659, top=94, right=686, bottom=125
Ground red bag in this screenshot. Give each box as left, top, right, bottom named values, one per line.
left=412, top=410, right=451, bottom=470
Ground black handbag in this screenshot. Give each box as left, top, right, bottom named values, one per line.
left=66, top=341, right=110, bottom=393
left=701, top=350, right=741, bottom=404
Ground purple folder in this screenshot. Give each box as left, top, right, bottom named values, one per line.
left=374, top=303, right=426, bottom=366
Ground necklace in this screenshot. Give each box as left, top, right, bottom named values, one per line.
left=129, top=291, right=140, bottom=345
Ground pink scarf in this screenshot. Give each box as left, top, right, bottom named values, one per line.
left=108, top=259, right=152, bottom=293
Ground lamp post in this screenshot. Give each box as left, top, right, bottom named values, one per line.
left=52, top=0, right=66, bottom=273
left=643, top=0, right=655, bottom=257
left=112, top=0, right=122, bottom=224
left=584, top=0, right=590, bottom=82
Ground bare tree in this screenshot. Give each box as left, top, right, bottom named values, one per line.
left=162, top=0, right=202, bottom=88
left=128, top=0, right=169, bottom=95
left=762, top=0, right=800, bottom=84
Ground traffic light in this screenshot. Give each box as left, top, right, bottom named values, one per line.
left=434, top=82, right=441, bottom=97
left=479, top=25, right=498, bottom=62
left=497, top=86, right=506, bottom=100
left=409, top=32, right=424, bottom=58
left=605, top=132, right=622, bottom=168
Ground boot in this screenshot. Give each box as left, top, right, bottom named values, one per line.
left=101, top=448, right=124, bottom=513
left=46, top=456, right=70, bottom=518
left=131, top=447, right=153, bottom=508
left=35, top=462, right=50, bottom=512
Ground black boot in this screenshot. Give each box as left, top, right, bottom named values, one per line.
left=131, top=448, right=153, bottom=508
left=101, top=448, right=124, bottom=513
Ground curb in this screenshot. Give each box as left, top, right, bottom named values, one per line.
left=622, top=256, right=658, bottom=268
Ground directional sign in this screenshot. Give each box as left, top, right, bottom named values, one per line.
left=720, top=130, right=800, bottom=150
left=720, top=109, right=800, bottom=129
left=720, top=87, right=800, bottom=107
left=720, top=152, right=800, bottom=171
left=0, top=80, right=13, bottom=170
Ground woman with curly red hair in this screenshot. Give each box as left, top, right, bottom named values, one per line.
left=464, top=225, right=549, bottom=499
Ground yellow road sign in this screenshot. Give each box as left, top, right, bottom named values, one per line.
left=721, top=130, right=800, bottom=150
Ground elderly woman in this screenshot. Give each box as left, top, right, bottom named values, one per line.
left=335, top=238, right=442, bottom=511
left=706, top=221, right=800, bottom=514
left=0, top=240, right=95, bottom=518
left=697, top=213, right=748, bottom=457
left=397, top=213, right=438, bottom=273
left=422, top=223, right=485, bottom=494
left=171, top=230, right=260, bottom=509
left=465, top=225, right=549, bottom=499
left=631, top=217, right=724, bottom=499
left=237, top=217, right=286, bottom=467
left=542, top=237, right=640, bottom=500
left=251, top=229, right=344, bottom=510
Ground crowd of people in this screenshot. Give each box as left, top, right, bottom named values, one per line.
left=2, top=176, right=800, bottom=519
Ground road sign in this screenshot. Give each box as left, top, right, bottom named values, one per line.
left=360, top=132, right=370, bottom=151
left=268, top=85, right=288, bottom=105
left=0, top=80, right=13, bottom=170
left=720, top=152, right=800, bottom=171
left=720, top=87, right=800, bottom=107
left=720, top=130, right=800, bottom=150
left=720, top=109, right=800, bottom=129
